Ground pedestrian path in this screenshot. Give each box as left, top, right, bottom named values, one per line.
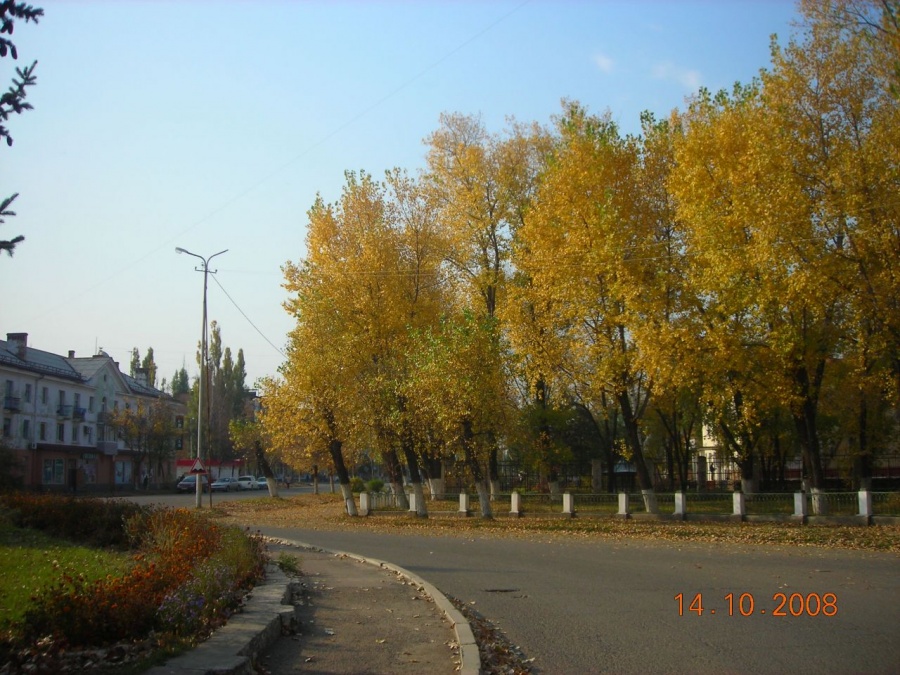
left=256, top=543, right=463, bottom=674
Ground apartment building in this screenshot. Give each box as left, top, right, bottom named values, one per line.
left=1, top=333, right=186, bottom=492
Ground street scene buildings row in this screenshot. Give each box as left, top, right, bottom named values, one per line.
left=1, top=332, right=187, bottom=492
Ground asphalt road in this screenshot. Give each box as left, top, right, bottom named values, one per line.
left=132, top=491, right=900, bottom=674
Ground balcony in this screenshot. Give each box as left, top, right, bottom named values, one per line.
left=73, top=407, right=87, bottom=421
left=3, top=396, right=21, bottom=412
left=97, top=411, right=110, bottom=425
left=57, top=404, right=73, bottom=418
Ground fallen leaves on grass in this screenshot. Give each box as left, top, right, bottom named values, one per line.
left=212, top=494, right=900, bottom=553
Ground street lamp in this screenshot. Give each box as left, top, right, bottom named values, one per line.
left=176, top=246, right=228, bottom=508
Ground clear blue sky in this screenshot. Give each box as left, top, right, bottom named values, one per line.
left=1, top=0, right=801, bottom=388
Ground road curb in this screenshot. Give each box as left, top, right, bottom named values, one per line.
left=145, top=562, right=295, bottom=675
left=146, top=536, right=481, bottom=675
left=271, top=537, right=482, bottom=675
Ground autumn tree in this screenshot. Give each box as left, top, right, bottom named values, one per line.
left=107, top=398, right=179, bottom=488
left=406, top=311, right=508, bottom=517
left=512, top=102, right=660, bottom=511
left=423, top=113, right=549, bottom=495
left=668, top=0, right=899, bottom=500
left=229, top=416, right=279, bottom=496
left=0, top=2, right=41, bottom=258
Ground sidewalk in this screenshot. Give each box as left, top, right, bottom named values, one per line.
left=148, top=538, right=479, bottom=675
left=258, top=542, right=463, bottom=674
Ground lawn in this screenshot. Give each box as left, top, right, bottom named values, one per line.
left=0, top=494, right=268, bottom=674
left=0, top=522, right=132, bottom=627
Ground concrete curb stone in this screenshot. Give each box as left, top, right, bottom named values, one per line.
left=146, top=537, right=481, bottom=675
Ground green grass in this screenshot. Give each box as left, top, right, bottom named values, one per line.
left=0, top=522, right=132, bottom=627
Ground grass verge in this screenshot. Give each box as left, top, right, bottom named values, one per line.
left=213, top=493, right=900, bottom=553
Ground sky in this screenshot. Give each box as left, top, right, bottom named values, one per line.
left=1, top=0, right=802, bottom=390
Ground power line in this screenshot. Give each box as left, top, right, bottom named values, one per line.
left=211, top=274, right=287, bottom=360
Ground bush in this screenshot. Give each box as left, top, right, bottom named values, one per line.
left=1, top=495, right=267, bottom=661
left=350, top=477, right=365, bottom=493
left=0, top=493, right=147, bottom=549
left=365, top=478, right=384, bottom=493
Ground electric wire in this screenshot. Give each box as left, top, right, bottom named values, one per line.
left=210, top=274, right=287, bottom=359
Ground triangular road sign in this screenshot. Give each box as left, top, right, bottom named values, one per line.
left=189, top=458, right=206, bottom=474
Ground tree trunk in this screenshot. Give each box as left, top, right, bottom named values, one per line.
left=462, top=418, right=492, bottom=518
left=475, top=479, right=493, bottom=518
left=255, top=441, right=279, bottom=497
left=329, top=438, right=357, bottom=516
left=791, top=362, right=826, bottom=490
left=617, top=390, right=657, bottom=512
left=382, top=447, right=408, bottom=508
left=421, top=454, right=444, bottom=498
left=852, top=395, right=872, bottom=490
left=402, top=436, right=428, bottom=518
left=427, top=476, right=445, bottom=498
left=312, top=463, right=319, bottom=495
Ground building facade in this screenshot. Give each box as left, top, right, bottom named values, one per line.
left=1, top=333, right=186, bottom=492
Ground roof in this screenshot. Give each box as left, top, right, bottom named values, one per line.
left=0, top=339, right=83, bottom=382
left=1, top=338, right=175, bottom=401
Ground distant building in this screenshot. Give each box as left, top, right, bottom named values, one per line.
left=1, top=332, right=186, bottom=492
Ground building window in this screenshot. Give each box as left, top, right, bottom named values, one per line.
left=57, top=423, right=65, bottom=443
left=114, top=460, right=132, bottom=485
left=43, top=458, right=65, bottom=484
left=39, top=422, right=46, bottom=441
left=72, top=425, right=79, bottom=444
left=58, top=390, right=65, bottom=406
left=2, top=418, right=10, bottom=438
left=24, top=383, right=31, bottom=403
left=41, top=387, right=48, bottom=405
left=4, top=380, right=12, bottom=397
left=74, top=393, right=80, bottom=409
left=84, top=426, right=93, bottom=443
left=22, top=419, right=30, bottom=440
left=175, top=416, right=184, bottom=429
left=89, top=396, right=95, bottom=413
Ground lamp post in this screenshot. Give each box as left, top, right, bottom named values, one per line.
left=176, top=246, right=228, bottom=508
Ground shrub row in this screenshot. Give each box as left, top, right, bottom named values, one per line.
left=0, top=493, right=148, bottom=549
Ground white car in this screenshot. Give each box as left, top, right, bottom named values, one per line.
left=256, top=476, right=269, bottom=489
left=236, top=475, right=258, bottom=490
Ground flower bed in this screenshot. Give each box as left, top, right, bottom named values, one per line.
left=0, top=493, right=267, bottom=672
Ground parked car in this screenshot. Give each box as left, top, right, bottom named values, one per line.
left=176, top=474, right=209, bottom=492
left=210, top=476, right=238, bottom=492
left=236, top=475, right=258, bottom=490
left=256, top=476, right=269, bottom=490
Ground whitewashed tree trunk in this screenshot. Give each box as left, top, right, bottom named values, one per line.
left=411, top=482, right=428, bottom=517
left=427, top=477, right=445, bottom=499
left=476, top=480, right=493, bottom=518
left=490, top=479, right=501, bottom=500
left=341, top=482, right=358, bottom=516
left=811, top=488, right=828, bottom=515
left=390, top=481, right=409, bottom=510
left=641, top=488, right=659, bottom=514
left=265, top=477, right=278, bottom=497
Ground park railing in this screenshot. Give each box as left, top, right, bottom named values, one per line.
left=357, top=488, right=900, bottom=524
